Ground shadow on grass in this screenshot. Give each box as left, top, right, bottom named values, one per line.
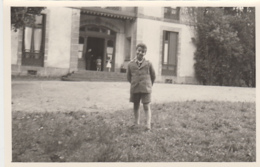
left=12, top=101, right=256, bottom=162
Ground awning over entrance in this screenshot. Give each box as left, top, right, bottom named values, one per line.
left=79, top=7, right=136, bottom=20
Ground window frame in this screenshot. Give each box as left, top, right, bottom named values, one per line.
left=162, top=30, right=178, bottom=76
left=164, top=7, right=180, bottom=21
left=22, top=13, right=46, bottom=67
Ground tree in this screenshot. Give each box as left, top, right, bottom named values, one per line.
left=11, top=7, right=45, bottom=32
left=187, top=7, right=255, bottom=87
left=227, top=7, right=255, bottom=87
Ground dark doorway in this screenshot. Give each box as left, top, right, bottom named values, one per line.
left=86, top=37, right=105, bottom=71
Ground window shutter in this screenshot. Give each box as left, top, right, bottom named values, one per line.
left=168, top=32, right=178, bottom=66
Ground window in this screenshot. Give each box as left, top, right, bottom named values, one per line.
left=162, top=31, right=178, bottom=76
left=125, top=37, right=131, bottom=61
left=106, top=40, right=114, bottom=62
left=164, top=7, right=180, bottom=20
left=78, top=37, right=85, bottom=59
left=22, top=14, right=46, bottom=67
left=77, top=36, right=86, bottom=69
left=86, top=26, right=116, bottom=35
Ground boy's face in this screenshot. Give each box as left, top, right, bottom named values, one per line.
left=136, top=47, right=146, bottom=61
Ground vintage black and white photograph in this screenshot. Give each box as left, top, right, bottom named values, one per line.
left=8, top=3, right=256, bottom=163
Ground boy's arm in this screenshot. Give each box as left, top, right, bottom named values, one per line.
left=149, top=62, right=156, bottom=85
left=127, top=63, right=131, bottom=83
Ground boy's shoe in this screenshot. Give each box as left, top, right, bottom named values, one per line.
left=145, top=127, right=151, bottom=132
left=130, top=124, right=139, bottom=130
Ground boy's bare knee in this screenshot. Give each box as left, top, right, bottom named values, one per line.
left=134, top=102, right=140, bottom=110
left=143, top=103, right=150, bottom=111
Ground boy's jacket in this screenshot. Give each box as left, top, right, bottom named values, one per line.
left=127, top=59, right=156, bottom=93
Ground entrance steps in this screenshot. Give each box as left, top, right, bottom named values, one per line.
left=62, top=70, right=128, bottom=82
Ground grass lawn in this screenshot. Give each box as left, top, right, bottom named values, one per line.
left=12, top=101, right=256, bottom=162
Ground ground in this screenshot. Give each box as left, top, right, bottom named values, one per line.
left=12, top=80, right=255, bottom=112
left=11, top=80, right=256, bottom=162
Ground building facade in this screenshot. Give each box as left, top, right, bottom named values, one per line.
left=11, top=7, right=197, bottom=84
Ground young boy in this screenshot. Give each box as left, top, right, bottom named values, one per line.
left=96, top=57, right=102, bottom=71
left=127, top=43, right=156, bottom=130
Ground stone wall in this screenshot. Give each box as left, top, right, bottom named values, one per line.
left=11, top=7, right=76, bottom=77
left=135, top=7, right=197, bottom=84
left=47, top=7, right=72, bottom=68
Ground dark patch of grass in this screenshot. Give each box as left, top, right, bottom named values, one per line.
left=12, top=101, right=256, bottom=162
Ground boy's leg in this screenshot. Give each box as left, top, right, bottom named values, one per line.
left=143, top=103, right=151, bottom=130
left=133, top=102, right=140, bottom=125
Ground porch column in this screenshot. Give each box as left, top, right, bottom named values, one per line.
left=69, top=8, right=81, bottom=72
left=115, top=32, right=125, bottom=72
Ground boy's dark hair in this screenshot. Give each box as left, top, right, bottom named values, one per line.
left=136, top=43, right=147, bottom=52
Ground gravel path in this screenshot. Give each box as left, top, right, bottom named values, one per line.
left=11, top=81, right=255, bottom=113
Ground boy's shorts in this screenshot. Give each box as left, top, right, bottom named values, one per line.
left=130, top=93, right=151, bottom=104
